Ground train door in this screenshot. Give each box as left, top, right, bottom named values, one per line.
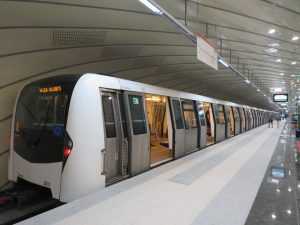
left=225, top=106, right=235, bottom=138
left=101, top=91, right=129, bottom=184
left=239, top=108, right=245, bottom=132
left=214, top=104, right=226, bottom=142
left=203, top=102, right=215, bottom=146
left=243, top=108, right=249, bottom=131
left=259, top=112, right=262, bottom=125
left=145, top=94, right=173, bottom=167
left=253, top=110, right=258, bottom=127
left=170, top=97, right=185, bottom=158
left=195, top=101, right=207, bottom=148
left=182, top=100, right=198, bottom=153
left=124, top=92, right=150, bottom=176
left=249, top=110, right=253, bottom=129
left=232, top=107, right=240, bottom=135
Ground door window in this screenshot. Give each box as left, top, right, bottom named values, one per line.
left=215, top=104, right=225, bottom=124
left=172, top=100, right=184, bottom=129
left=128, top=95, right=147, bottom=135
left=182, top=101, right=197, bottom=129
left=102, top=95, right=117, bottom=138
left=196, top=102, right=206, bottom=126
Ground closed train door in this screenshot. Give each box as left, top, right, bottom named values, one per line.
left=124, top=92, right=150, bottom=176
left=181, top=100, right=198, bottom=153
left=170, top=97, right=185, bottom=158
left=101, top=91, right=129, bottom=184
left=195, top=101, right=207, bottom=148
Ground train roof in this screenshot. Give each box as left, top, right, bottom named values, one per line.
left=79, top=73, right=273, bottom=112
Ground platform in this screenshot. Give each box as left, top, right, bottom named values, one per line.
left=18, top=123, right=285, bottom=225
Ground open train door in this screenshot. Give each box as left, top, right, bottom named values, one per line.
left=123, top=92, right=150, bottom=176
left=169, top=97, right=185, bottom=158
left=195, top=101, right=207, bottom=148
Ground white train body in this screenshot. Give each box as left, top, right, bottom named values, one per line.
left=8, top=74, right=272, bottom=202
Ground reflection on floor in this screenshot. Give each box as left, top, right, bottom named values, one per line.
left=150, top=139, right=172, bottom=166
left=19, top=123, right=284, bottom=225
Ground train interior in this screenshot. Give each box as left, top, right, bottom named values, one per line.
left=203, top=103, right=215, bottom=145
left=145, top=94, right=173, bottom=166
left=228, top=107, right=235, bottom=137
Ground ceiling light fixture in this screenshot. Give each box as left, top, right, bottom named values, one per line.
left=269, top=43, right=280, bottom=47
left=276, top=59, right=282, bottom=63
left=268, top=28, right=276, bottom=34
left=266, top=48, right=278, bottom=53
left=291, top=74, right=296, bottom=77
left=280, top=72, right=284, bottom=76
left=257, top=88, right=260, bottom=92
left=218, top=58, right=229, bottom=68
left=292, top=36, right=299, bottom=41
left=291, top=61, right=297, bottom=65
left=139, top=0, right=163, bottom=15
left=245, top=79, right=251, bottom=84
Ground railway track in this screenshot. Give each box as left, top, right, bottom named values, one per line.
left=0, top=181, right=62, bottom=225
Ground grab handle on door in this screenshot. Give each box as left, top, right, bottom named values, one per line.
left=101, top=148, right=106, bottom=175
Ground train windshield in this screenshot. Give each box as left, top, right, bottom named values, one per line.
left=14, top=78, right=77, bottom=163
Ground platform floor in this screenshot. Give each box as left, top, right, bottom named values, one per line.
left=18, top=123, right=285, bottom=225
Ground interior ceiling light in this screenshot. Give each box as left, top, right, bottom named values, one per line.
left=292, top=36, right=299, bottom=41
left=268, top=28, right=276, bottom=34
left=291, top=61, right=297, bottom=65
left=280, top=72, right=284, bottom=76
left=276, top=59, right=282, bottom=63
left=265, top=48, right=278, bottom=53
left=269, top=43, right=280, bottom=47
left=257, top=88, right=260, bottom=92
left=245, top=79, right=251, bottom=84
left=291, top=74, right=296, bottom=77
left=218, top=58, right=229, bottom=68
left=139, top=0, right=163, bottom=15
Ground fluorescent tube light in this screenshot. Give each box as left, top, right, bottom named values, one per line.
left=218, top=58, right=229, bottom=68
left=139, top=0, right=163, bottom=15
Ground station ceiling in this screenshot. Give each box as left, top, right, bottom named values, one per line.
left=1, top=0, right=299, bottom=120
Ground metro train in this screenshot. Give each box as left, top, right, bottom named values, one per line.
left=8, top=74, right=273, bottom=202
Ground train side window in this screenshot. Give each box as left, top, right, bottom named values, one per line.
left=128, top=95, right=147, bottom=135
left=182, top=101, right=197, bottom=129
left=102, top=95, right=117, bottom=138
left=172, top=100, right=184, bottom=129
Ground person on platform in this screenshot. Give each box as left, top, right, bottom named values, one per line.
left=268, top=116, right=273, bottom=128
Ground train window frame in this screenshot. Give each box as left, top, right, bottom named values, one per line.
left=172, top=99, right=184, bottom=129
left=182, top=101, right=197, bottom=129
left=215, top=104, right=226, bottom=124
left=102, top=95, right=117, bottom=138
left=128, top=95, right=147, bottom=135
left=196, top=102, right=206, bottom=126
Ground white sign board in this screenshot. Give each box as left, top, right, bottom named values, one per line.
left=197, top=36, right=218, bottom=70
